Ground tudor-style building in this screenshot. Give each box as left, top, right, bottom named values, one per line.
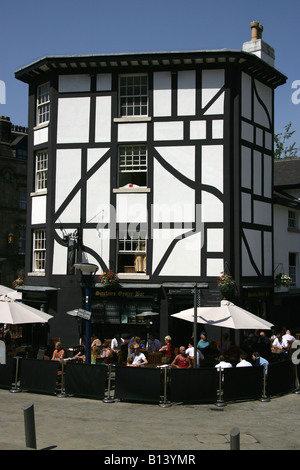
left=15, top=23, right=287, bottom=346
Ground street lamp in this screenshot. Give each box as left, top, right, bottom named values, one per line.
left=74, top=262, right=98, bottom=364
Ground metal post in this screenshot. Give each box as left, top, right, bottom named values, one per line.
left=259, top=364, right=270, bottom=402
left=23, top=403, right=37, bottom=449
left=230, top=427, right=240, bottom=450
left=215, top=367, right=225, bottom=407
left=294, top=363, right=300, bottom=394
left=10, top=356, right=22, bottom=393
left=193, top=285, right=197, bottom=369
left=103, top=364, right=115, bottom=403
left=159, top=366, right=171, bottom=408
left=85, top=286, right=91, bottom=364
left=56, top=360, right=67, bottom=398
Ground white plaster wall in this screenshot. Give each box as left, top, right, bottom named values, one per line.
left=57, top=97, right=90, bottom=143
left=82, top=228, right=110, bottom=274
left=58, top=74, right=90, bottom=93
left=153, top=72, right=172, bottom=117
left=202, top=69, right=224, bottom=114
left=254, top=79, right=272, bottom=128
left=86, top=158, right=111, bottom=224
left=155, top=146, right=195, bottom=180
left=95, top=96, right=111, bottom=142
left=241, top=146, right=252, bottom=189
left=52, top=239, right=68, bottom=275
left=96, top=73, right=112, bottom=91
left=118, top=123, right=147, bottom=142
left=201, top=192, right=223, bottom=222
left=55, top=148, right=81, bottom=214
left=242, top=229, right=262, bottom=276
left=31, top=195, right=47, bottom=225
left=206, top=258, right=224, bottom=277
left=190, top=120, right=206, bottom=140
left=241, top=72, right=252, bottom=120
left=254, top=200, right=272, bottom=226
left=206, top=228, right=223, bottom=252
left=154, top=121, right=183, bottom=141
left=153, top=159, right=194, bottom=223
left=177, top=70, right=196, bottom=116
left=153, top=229, right=201, bottom=276
left=201, top=145, right=223, bottom=193
left=116, top=193, right=148, bottom=223
left=34, top=127, right=48, bottom=146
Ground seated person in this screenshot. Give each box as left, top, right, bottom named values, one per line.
left=131, top=343, right=148, bottom=367
left=128, top=336, right=144, bottom=354
left=51, top=342, right=65, bottom=361
left=148, top=334, right=161, bottom=352
left=111, top=335, right=125, bottom=360
left=272, top=333, right=288, bottom=350
left=171, top=346, right=192, bottom=369
left=126, top=355, right=134, bottom=367
left=236, top=353, right=252, bottom=367
left=185, top=342, right=204, bottom=367
left=215, top=355, right=233, bottom=371
left=197, top=332, right=210, bottom=350
left=91, top=334, right=102, bottom=348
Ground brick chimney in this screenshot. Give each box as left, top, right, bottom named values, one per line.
left=243, top=21, right=275, bottom=67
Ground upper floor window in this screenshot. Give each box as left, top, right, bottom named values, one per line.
left=33, top=230, right=46, bottom=272
left=37, top=83, right=50, bottom=125
left=288, top=210, right=297, bottom=229
left=35, top=150, right=48, bottom=191
left=118, top=145, right=147, bottom=187
left=119, top=74, right=148, bottom=117
left=118, top=227, right=147, bottom=273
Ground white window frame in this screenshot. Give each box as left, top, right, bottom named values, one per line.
left=33, top=230, right=46, bottom=272
left=119, top=74, right=148, bottom=117
left=118, top=145, right=147, bottom=187
left=288, top=210, right=297, bottom=229
left=35, top=150, right=48, bottom=191
left=37, top=82, right=50, bottom=125
left=118, top=227, right=147, bottom=273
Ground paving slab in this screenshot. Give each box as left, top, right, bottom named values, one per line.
left=0, top=388, right=299, bottom=451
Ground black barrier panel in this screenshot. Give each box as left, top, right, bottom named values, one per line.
left=170, top=368, right=218, bottom=404
left=223, top=366, right=264, bottom=402
left=0, top=357, right=15, bottom=389
left=65, top=362, right=106, bottom=399
left=267, top=360, right=295, bottom=396
left=115, top=366, right=161, bottom=403
left=20, top=358, right=60, bottom=395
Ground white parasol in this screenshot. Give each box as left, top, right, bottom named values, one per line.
left=171, top=299, right=273, bottom=330
left=0, top=296, right=53, bottom=324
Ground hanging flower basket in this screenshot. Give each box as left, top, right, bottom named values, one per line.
left=99, top=270, right=119, bottom=287
left=275, top=273, right=292, bottom=288
left=12, top=275, right=24, bottom=289
left=216, top=272, right=236, bottom=293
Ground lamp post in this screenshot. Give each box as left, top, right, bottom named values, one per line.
left=74, top=262, right=98, bottom=364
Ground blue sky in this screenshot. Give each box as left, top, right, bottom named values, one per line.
left=1, top=0, right=300, bottom=150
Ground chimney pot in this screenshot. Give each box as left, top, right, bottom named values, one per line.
left=251, top=21, right=263, bottom=40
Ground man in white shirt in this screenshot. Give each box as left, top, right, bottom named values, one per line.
left=186, top=342, right=204, bottom=367
left=236, top=353, right=252, bottom=367
left=282, top=330, right=296, bottom=342
left=215, top=355, right=233, bottom=371
left=272, top=333, right=288, bottom=349
left=132, top=344, right=148, bottom=367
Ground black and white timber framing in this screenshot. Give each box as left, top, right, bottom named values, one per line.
left=15, top=49, right=287, bottom=345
